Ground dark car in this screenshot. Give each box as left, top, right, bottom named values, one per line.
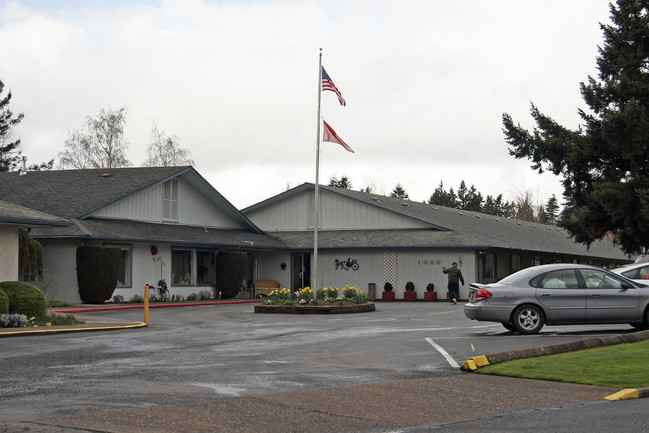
left=464, top=263, right=649, bottom=334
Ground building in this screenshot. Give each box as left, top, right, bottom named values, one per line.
left=0, top=200, right=70, bottom=282
left=0, top=167, right=284, bottom=303
left=243, top=183, right=630, bottom=300
left=0, top=168, right=631, bottom=303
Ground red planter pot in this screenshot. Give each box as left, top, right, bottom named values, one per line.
left=424, top=291, right=437, bottom=302
left=404, top=291, right=417, bottom=302
left=382, top=291, right=395, bottom=301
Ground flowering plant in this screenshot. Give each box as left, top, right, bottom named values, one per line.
left=260, top=285, right=368, bottom=306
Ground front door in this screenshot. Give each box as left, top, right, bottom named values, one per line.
left=292, top=253, right=311, bottom=291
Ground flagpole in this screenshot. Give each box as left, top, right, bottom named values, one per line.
left=313, top=48, right=322, bottom=298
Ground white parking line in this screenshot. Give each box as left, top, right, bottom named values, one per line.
left=425, top=337, right=460, bottom=368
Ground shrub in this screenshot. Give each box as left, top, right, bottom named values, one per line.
left=130, top=294, right=144, bottom=303
left=198, top=290, right=213, bottom=301
left=215, top=252, right=247, bottom=299
left=76, top=246, right=121, bottom=304
left=112, top=295, right=125, bottom=303
left=383, top=282, right=393, bottom=292
left=0, top=281, right=48, bottom=320
left=186, top=293, right=198, bottom=301
left=426, top=283, right=435, bottom=292
left=0, top=313, right=29, bottom=328
left=0, top=288, right=8, bottom=314
left=405, top=281, right=415, bottom=292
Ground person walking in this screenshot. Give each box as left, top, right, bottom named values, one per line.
left=442, top=262, right=464, bottom=304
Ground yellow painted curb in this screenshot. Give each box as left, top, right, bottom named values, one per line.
left=0, top=322, right=147, bottom=337
left=604, top=389, right=639, bottom=401
left=461, top=359, right=477, bottom=371
left=461, top=355, right=490, bottom=372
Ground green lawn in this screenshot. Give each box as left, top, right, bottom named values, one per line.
left=476, top=340, right=649, bottom=389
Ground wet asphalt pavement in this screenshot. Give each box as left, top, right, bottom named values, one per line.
left=1, top=301, right=648, bottom=432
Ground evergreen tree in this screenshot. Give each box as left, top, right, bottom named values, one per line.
left=502, top=0, right=649, bottom=254
left=483, top=194, right=507, bottom=216
left=0, top=79, right=24, bottom=172
left=428, top=181, right=459, bottom=208
left=545, top=194, right=560, bottom=225
left=390, top=183, right=409, bottom=199
left=328, top=175, right=352, bottom=189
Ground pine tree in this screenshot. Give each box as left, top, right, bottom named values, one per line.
left=328, top=175, right=352, bottom=189
left=428, top=181, right=459, bottom=208
left=545, top=194, right=560, bottom=225
left=502, top=0, right=649, bottom=254
left=0, top=79, right=24, bottom=172
left=390, top=183, right=409, bottom=199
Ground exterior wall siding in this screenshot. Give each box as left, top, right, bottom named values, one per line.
left=248, top=190, right=427, bottom=231
left=0, top=225, right=19, bottom=282
left=311, top=248, right=476, bottom=301
left=256, top=251, right=291, bottom=289
left=94, top=181, right=240, bottom=229
left=40, top=239, right=80, bottom=303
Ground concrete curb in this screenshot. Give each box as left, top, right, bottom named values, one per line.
left=0, top=300, right=259, bottom=337
left=461, top=329, right=649, bottom=400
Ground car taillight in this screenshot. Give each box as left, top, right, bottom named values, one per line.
left=476, top=288, right=492, bottom=300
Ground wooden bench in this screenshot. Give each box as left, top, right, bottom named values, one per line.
left=253, top=279, right=281, bottom=297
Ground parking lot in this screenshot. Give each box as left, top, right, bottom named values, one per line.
left=1, top=301, right=647, bottom=432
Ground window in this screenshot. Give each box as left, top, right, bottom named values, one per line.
left=163, top=179, right=178, bottom=221
left=622, top=266, right=649, bottom=280
left=172, top=249, right=192, bottom=284
left=579, top=269, right=624, bottom=289
left=530, top=270, right=579, bottom=289
left=480, top=253, right=496, bottom=280
left=105, top=244, right=131, bottom=287
left=509, top=254, right=521, bottom=274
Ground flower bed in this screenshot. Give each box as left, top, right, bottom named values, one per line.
left=254, top=286, right=375, bottom=314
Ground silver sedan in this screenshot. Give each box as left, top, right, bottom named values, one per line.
left=464, top=263, right=649, bottom=334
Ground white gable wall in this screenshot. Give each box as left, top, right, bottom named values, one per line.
left=94, top=180, right=241, bottom=229
left=247, top=189, right=427, bottom=231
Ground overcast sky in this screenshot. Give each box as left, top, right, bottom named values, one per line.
left=0, top=0, right=612, bottom=209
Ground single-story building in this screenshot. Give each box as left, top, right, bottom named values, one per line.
left=0, top=167, right=631, bottom=303
left=0, top=167, right=285, bottom=303
left=242, top=183, right=631, bottom=300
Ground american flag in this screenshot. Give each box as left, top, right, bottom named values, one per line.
left=321, top=67, right=346, bottom=106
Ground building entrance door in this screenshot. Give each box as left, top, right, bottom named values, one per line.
left=292, top=253, right=311, bottom=291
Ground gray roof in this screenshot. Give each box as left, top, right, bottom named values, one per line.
left=33, top=218, right=286, bottom=250
left=0, top=199, right=71, bottom=227
left=246, top=184, right=629, bottom=260
left=268, top=229, right=489, bottom=250
left=0, top=166, right=263, bottom=234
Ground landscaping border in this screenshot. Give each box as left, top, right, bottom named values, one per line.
left=254, top=302, right=375, bottom=314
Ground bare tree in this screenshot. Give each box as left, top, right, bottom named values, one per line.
left=59, top=107, right=131, bottom=169
left=143, top=123, right=193, bottom=167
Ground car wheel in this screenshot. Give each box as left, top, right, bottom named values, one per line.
left=502, top=322, right=515, bottom=332
left=630, top=307, right=649, bottom=330
left=512, top=304, right=544, bottom=334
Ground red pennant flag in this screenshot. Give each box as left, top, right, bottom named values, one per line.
left=322, top=119, right=354, bottom=153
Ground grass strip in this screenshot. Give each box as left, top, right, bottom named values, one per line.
left=476, top=340, right=649, bottom=389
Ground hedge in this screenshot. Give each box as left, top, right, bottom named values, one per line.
left=77, top=246, right=121, bottom=304
left=215, top=252, right=247, bottom=299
